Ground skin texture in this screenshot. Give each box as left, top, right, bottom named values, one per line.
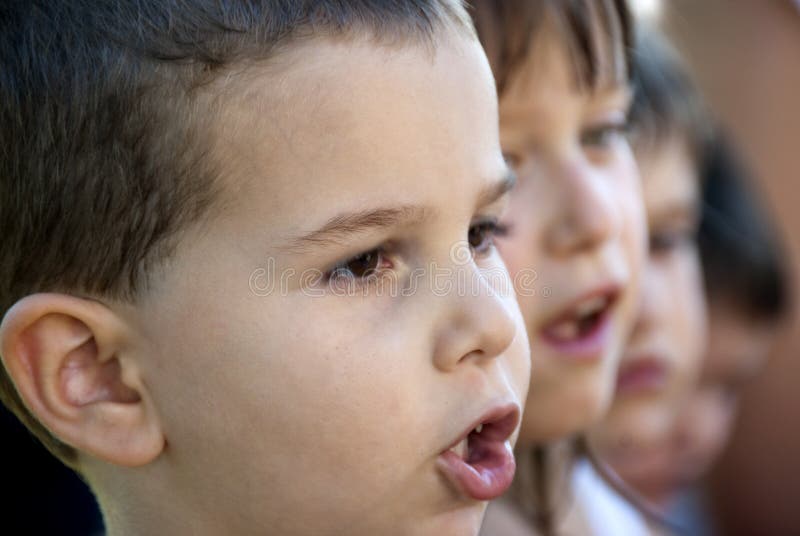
left=0, top=33, right=530, bottom=536
left=494, top=19, right=645, bottom=446
left=591, top=137, right=707, bottom=505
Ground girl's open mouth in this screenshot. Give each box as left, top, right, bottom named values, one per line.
left=539, top=286, right=620, bottom=360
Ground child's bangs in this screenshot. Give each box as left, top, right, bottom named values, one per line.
left=551, top=0, right=632, bottom=90
left=473, top=0, right=632, bottom=94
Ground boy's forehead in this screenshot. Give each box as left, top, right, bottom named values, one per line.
left=202, top=33, right=503, bottom=226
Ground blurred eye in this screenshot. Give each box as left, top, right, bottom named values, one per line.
left=469, top=219, right=512, bottom=256
left=502, top=151, right=523, bottom=169
left=649, top=229, right=695, bottom=255
left=580, top=120, right=630, bottom=150
left=324, top=248, right=391, bottom=283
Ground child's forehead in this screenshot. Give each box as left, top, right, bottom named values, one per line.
left=198, top=33, right=502, bottom=224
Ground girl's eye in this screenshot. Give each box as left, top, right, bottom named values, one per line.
left=469, top=220, right=512, bottom=256
left=650, top=229, right=695, bottom=255
left=325, top=248, right=389, bottom=282
left=580, top=120, right=629, bottom=150
left=503, top=151, right=523, bottom=169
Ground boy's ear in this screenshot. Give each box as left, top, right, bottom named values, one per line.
left=0, top=293, right=164, bottom=467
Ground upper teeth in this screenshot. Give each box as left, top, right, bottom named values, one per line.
left=550, top=320, right=579, bottom=340
left=475, top=424, right=483, bottom=434
left=450, top=436, right=468, bottom=460
left=574, top=296, right=607, bottom=318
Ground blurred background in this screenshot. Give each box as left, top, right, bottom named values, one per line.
left=1, top=1, right=799, bottom=534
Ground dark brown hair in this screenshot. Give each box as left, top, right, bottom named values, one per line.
left=627, top=26, right=711, bottom=164
left=0, top=0, right=471, bottom=470
left=470, top=0, right=633, bottom=95
left=698, top=135, right=790, bottom=323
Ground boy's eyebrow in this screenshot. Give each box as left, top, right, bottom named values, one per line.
left=478, top=167, right=517, bottom=208
left=281, top=170, right=515, bottom=253
left=281, top=205, right=432, bottom=252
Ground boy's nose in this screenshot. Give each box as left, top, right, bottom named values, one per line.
left=432, top=263, right=519, bottom=372
left=544, top=161, right=616, bottom=257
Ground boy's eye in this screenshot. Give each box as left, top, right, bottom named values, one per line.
left=580, top=120, right=629, bottom=150
left=468, top=220, right=512, bottom=256
left=325, top=248, right=390, bottom=282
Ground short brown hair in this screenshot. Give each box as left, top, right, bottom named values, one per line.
left=0, top=0, right=472, bottom=470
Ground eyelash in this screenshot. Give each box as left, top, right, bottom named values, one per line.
left=469, top=219, right=512, bottom=256
left=323, top=247, right=392, bottom=286
left=322, top=220, right=512, bottom=289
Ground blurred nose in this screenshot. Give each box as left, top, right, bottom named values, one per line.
left=432, top=262, right=521, bottom=372
left=628, top=257, right=665, bottom=338
left=544, top=159, right=617, bottom=257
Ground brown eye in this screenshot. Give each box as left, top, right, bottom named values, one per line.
left=580, top=121, right=629, bottom=149
left=649, top=228, right=696, bottom=255
left=503, top=152, right=523, bottom=169
left=468, top=220, right=511, bottom=256
left=326, top=249, right=387, bottom=281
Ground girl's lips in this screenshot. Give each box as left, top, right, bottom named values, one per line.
left=436, top=405, right=520, bottom=501
left=616, top=355, right=669, bottom=395
left=538, top=285, right=620, bottom=361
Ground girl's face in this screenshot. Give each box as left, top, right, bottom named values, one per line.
left=591, top=136, right=708, bottom=503
left=496, top=20, right=646, bottom=445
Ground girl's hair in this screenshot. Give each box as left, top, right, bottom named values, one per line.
left=628, top=26, right=712, bottom=165
left=698, top=135, right=790, bottom=323
left=470, top=0, right=633, bottom=94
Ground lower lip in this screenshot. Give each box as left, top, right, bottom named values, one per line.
left=616, top=359, right=668, bottom=395
left=539, top=311, right=613, bottom=362
left=436, top=439, right=516, bottom=501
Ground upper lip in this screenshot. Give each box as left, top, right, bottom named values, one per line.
left=442, top=403, right=521, bottom=453
left=619, top=349, right=670, bottom=370
left=539, top=283, right=621, bottom=328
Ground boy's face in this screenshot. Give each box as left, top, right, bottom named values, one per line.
left=118, top=34, right=529, bottom=535
left=495, top=22, right=645, bottom=444
left=591, top=137, right=707, bottom=505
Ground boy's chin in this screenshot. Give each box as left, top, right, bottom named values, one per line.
left=423, top=502, right=487, bottom=536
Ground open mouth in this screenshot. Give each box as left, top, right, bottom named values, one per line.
left=436, top=405, right=520, bottom=502
left=539, top=287, right=620, bottom=359
left=616, top=355, right=669, bottom=395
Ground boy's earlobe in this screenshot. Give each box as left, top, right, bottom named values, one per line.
left=0, top=293, right=165, bottom=467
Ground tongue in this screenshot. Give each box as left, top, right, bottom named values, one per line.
left=437, top=435, right=517, bottom=501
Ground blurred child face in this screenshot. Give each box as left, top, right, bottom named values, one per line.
left=591, top=136, right=707, bottom=504
left=496, top=20, right=645, bottom=444
left=117, top=34, right=529, bottom=536
left=670, top=301, right=776, bottom=487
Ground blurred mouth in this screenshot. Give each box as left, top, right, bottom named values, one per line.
left=616, top=354, right=670, bottom=395
left=538, top=285, right=620, bottom=361
left=436, top=404, right=520, bottom=502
